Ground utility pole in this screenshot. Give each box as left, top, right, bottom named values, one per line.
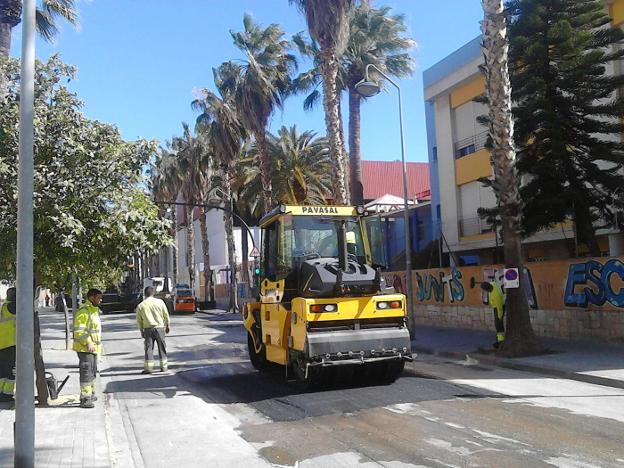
left=15, top=0, right=36, bottom=466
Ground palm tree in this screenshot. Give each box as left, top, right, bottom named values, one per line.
left=171, top=123, right=210, bottom=292
left=290, top=0, right=354, bottom=205
left=150, top=147, right=180, bottom=286
left=192, top=62, right=248, bottom=312
left=230, top=13, right=296, bottom=213
left=344, top=5, right=414, bottom=205
left=294, top=5, right=415, bottom=206
left=1, top=0, right=77, bottom=57
left=481, top=0, right=541, bottom=356
left=243, top=125, right=332, bottom=205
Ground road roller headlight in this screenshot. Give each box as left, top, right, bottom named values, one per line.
left=376, top=300, right=402, bottom=310
left=310, top=303, right=338, bottom=312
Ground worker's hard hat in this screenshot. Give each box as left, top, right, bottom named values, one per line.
left=346, top=231, right=356, bottom=244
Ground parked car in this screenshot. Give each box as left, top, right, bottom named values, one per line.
left=100, top=291, right=141, bottom=315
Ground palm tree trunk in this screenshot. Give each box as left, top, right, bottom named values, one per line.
left=223, top=171, right=238, bottom=313
left=338, top=93, right=349, bottom=201
left=241, top=225, right=249, bottom=284
left=256, top=131, right=273, bottom=213
left=171, top=210, right=178, bottom=286
left=482, top=0, right=541, bottom=357
left=0, top=21, right=11, bottom=58
left=320, top=46, right=348, bottom=205
left=199, top=210, right=212, bottom=306
left=348, top=87, right=364, bottom=206
left=185, top=205, right=195, bottom=289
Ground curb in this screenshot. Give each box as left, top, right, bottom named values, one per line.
left=412, top=344, right=624, bottom=390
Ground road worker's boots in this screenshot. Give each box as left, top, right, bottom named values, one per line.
left=160, top=359, right=168, bottom=373
left=80, top=396, right=94, bottom=409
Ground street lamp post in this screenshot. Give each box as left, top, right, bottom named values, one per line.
left=15, top=0, right=36, bottom=466
left=355, top=63, right=415, bottom=334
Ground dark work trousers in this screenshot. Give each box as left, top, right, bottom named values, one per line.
left=143, top=327, right=167, bottom=370
left=0, top=346, right=16, bottom=396
left=77, top=352, right=97, bottom=397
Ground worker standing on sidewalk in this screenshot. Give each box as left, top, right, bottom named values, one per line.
left=136, top=286, right=170, bottom=374
left=0, top=287, right=17, bottom=402
left=73, top=289, right=103, bottom=409
left=481, top=280, right=506, bottom=349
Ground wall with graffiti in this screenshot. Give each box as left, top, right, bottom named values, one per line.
left=386, top=257, right=624, bottom=311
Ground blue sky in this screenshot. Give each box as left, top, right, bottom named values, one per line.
left=10, top=0, right=483, bottom=163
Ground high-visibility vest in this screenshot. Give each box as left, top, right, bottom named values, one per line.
left=488, top=281, right=506, bottom=316
left=72, top=300, right=102, bottom=354
left=0, top=301, right=16, bottom=350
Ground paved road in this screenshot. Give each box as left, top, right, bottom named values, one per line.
left=98, top=311, right=624, bottom=467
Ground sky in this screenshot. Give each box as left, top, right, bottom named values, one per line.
left=9, top=0, right=483, bottom=164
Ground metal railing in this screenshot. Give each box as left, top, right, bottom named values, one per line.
left=454, top=131, right=489, bottom=159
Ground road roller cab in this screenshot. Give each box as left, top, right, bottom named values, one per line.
left=243, top=204, right=412, bottom=386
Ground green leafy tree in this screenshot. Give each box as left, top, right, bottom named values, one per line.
left=508, top=0, right=624, bottom=256
left=291, top=0, right=354, bottom=204
left=230, top=13, right=296, bottom=213
left=482, top=0, right=541, bottom=356
left=0, top=0, right=77, bottom=57
left=0, top=55, right=171, bottom=289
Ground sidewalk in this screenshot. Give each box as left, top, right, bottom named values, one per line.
left=0, top=308, right=126, bottom=467
left=412, top=325, right=624, bottom=389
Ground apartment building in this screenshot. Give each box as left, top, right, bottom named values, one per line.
left=423, top=1, right=624, bottom=264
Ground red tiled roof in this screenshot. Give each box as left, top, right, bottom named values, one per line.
left=361, top=160, right=430, bottom=201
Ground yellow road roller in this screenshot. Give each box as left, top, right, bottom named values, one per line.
left=243, top=205, right=412, bottom=386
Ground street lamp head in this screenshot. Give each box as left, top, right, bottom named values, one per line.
left=355, top=79, right=381, bottom=98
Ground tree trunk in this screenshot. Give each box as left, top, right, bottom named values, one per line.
left=71, top=273, right=78, bottom=348
left=574, top=200, right=601, bottom=257
left=185, top=205, right=195, bottom=289
left=482, top=0, right=542, bottom=357
left=241, top=224, right=250, bottom=285
left=223, top=170, right=238, bottom=313
left=61, top=290, right=70, bottom=350
left=0, top=20, right=12, bottom=58
left=320, top=46, right=348, bottom=205
left=34, top=311, right=49, bottom=406
left=171, top=209, right=178, bottom=286
left=199, top=210, right=212, bottom=306
left=337, top=93, right=349, bottom=201
left=255, top=131, right=273, bottom=214
left=348, top=87, right=364, bottom=206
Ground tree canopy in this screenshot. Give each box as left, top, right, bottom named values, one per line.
left=508, top=0, right=624, bottom=255
left=0, top=55, right=171, bottom=288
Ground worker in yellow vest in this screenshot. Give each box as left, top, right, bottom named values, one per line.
left=136, top=286, right=170, bottom=374
left=0, top=288, right=17, bottom=402
left=481, top=280, right=506, bottom=349
left=73, top=289, right=103, bottom=409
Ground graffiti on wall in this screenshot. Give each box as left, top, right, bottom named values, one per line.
left=415, top=269, right=465, bottom=303
left=564, top=259, right=624, bottom=308
left=386, top=257, right=624, bottom=310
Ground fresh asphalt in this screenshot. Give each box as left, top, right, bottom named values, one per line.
left=96, top=310, right=624, bottom=467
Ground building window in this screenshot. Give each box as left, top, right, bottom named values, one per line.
left=436, top=204, right=441, bottom=220
left=454, top=130, right=488, bottom=159
left=457, top=144, right=475, bottom=158
left=432, top=146, right=438, bottom=161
